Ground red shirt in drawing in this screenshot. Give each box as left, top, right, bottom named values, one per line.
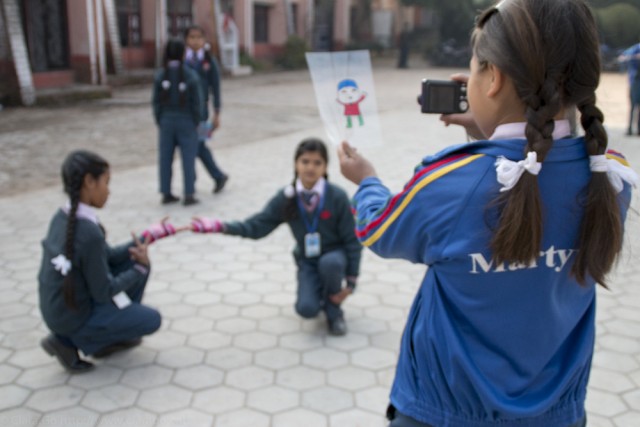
left=338, top=94, right=366, bottom=116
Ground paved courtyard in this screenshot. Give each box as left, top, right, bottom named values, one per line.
left=0, top=58, right=639, bottom=426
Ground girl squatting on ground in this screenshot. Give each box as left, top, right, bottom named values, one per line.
left=38, top=151, right=166, bottom=372
left=188, top=138, right=362, bottom=335
left=152, top=38, right=204, bottom=206
left=184, top=25, right=229, bottom=194
left=339, top=0, right=638, bottom=426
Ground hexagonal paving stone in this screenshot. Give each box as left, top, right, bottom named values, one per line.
left=355, top=386, right=390, bottom=413
left=143, top=330, right=187, bottom=351
left=102, top=346, right=157, bottom=369
left=347, top=318, right=388, bottom=335
left=277, top=366, right=326, bottom=390
left=592, top=350, right=639, bottom=373
left=588, top=368, right=635, bottom=393
left=156, top=347, right=204, bottom=368
left=0, top=364, right=21, bottom=385
left=216, top=317, right=258, bottom=334
left=198, top=304, right=240, bottom=321
left=324, top=332, right=369, bottom=352
left=25, top=384, right=84, bottom=412
left=585, top=388, right=628, bottom=417
left=215, top=408, right=270, bottom=427
left=241, top=305, right=280, bottom=319
left=159, top=303, right=198, bottom=319
left=247, top=386, right=299, bottom=413
left=351, top=348, right=397, bottom=370
left=39, top=406, right=99, bottom=426
left=7, top=346, right=51, bottom=369
left=273, top=408, right=327, bottom=427
left=280, top=332, right=324, bottom=351
left=226, top=366, right=274, bottom=390
left=614, top=411, right=640, bottom=427
left=183, top=291, right=222, bottom=306
left=81, top=383, right=139, bottom=412
left=259, top=317, right=302, bottom=335
left=96, top=407, right=157, bottom=427
left=156, top=408, right=214, bottom=427
left=138, top=384, right=192, bottom=413
left=0, top=407, right=40, bottom=426
left=187, top=330, right=232, bottom=350
left=173, top=365, right=224, bottom=390
left=234, top=331, right=277, bottom=351
left=371, top=331, right=402, bottom=351
left=16, top=364, right=68, bottom=389
left=0, top=384, right=30, bottom=411
left=623, top=388, right=640, bottom=411
left=302, top=386, right=354, bottom=413
left=206, top=347, right=252, bottom=370
left=255, top=348, right=300, bottom=370
left=330, top=408, right=387, bottom=427
left=68, top=365, right=123, bottom=389
left=120, top=365, right=173, bottom=389
left=303, top=348, right=349, bottom=370
left=192, top=386, right=245, bottom=414
left=328, top=367, right=377, bottom=391
left=170, top=316, right=214, bottom=334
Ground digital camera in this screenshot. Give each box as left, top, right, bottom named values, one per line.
left=417, top=79, right=469, bottom=114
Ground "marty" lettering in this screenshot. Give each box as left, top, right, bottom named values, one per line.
left=469, top=245, right=577, bottom=274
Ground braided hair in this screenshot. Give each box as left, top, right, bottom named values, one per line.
left=283, top=138, right=330, bottom=221
left=473, top=0, right=622, bottom=286
left=60, top=150, right=109, bottom=309
left=160, top=38, right=187, bottom=107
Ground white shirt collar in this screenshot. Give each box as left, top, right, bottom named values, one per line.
left=296, top=177, right=326, bottom=197
left=489, top=120, right=571, bottom=141
left=63, top=202, right=99, bottom=224
left=185, top=48, right=205, bottom=62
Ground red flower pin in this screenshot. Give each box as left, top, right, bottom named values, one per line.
left=320, top=210, right=331, bottom=220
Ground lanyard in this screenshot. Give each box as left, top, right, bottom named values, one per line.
left=295, top=182, right=326, bottom=233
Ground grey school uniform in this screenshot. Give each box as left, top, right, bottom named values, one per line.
left=224, top=182, right=362, bottom=322
left=152, top=63, right=204, bottom=197
left=38, top=210, right=161, bottom=355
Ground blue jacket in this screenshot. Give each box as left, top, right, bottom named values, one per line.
left=352, top=137, right=633, bottom=426
left=184, top=53, right=222, bottom=120
left=152, top=64, right=203, bottom=125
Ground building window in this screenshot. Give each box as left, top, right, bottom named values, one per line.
left=254, top=5, right=269, bottom=43
left=116, top=0, right=141, bottom=47
left=168, top=0, right=193, bottom=37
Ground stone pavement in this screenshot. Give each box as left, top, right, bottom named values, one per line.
left=0, top=59, right=639, bottom=426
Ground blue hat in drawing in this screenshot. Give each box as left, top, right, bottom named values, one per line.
left=338, top=79, right=358, bottom=90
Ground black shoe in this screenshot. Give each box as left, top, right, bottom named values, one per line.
left=328, top=316, right=348, bottom=336
left=162, top=194, right=180, bottom=204
left=92, top=338, right=142, bottom=358
left=41, top=334, right=94, bottom=373
left=183, top=195, right=200, bottom=206
left=214, top=174, right=228, bottom=194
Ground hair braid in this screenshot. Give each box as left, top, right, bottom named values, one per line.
left=160, top=64, right=170, bottom=106
left=572, top=98, right=622, bottom=286
left=62, top=171, right=81, bottom=310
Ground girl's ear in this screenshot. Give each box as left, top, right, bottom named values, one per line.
left=486, top=63, right=506, bottom=98
left=83, top=174, right=96, bottom=191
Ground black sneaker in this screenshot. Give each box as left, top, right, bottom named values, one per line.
left=92, top=338, right=142, bottom=358
left=161, top=194, right=180, bottom=204
left=214, top=174, right=229, bottom=194
left=183, top=195, right=200, bottom=206
left=328, top=316, right=347, bottom=336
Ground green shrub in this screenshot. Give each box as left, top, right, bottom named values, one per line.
left=277, top=35, right=309, bottom=70
left=595, top=3, right=640, bottom=48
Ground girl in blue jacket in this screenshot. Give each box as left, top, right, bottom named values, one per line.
left=339, top=0, right=638, bottom=426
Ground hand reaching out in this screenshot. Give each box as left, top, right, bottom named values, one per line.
left=190, top=217, right=225, bottom=233
left=141, top=217, right=177, bottom=244
left=329, top=287, right=353, bottom=305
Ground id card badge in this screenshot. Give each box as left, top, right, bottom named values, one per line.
left=112, top=291, right=132, bottom=309
left=304, top=232, right=321, bottom=258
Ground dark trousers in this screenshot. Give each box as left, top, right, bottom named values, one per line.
left=386, top=405, right=586, bottom=427
left=67, top=259, right=161, bottom=355
left=295, top=249, right=346, bottom=322
left=158, top=115, right=198, bottom=196
left=197, top=123, right=225, bottom=181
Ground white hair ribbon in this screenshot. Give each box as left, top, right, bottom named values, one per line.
left=51, top=254, right=72, bottom=276
left=590, top=155, right=639, bottom=193
left=495, top=151, right=542, bottom=192
left=161, top=80, right=171, bottom=90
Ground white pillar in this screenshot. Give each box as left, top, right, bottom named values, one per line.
left=245, top=0, right=253, bottom=56
left=95, top=0, right=107, bottom=84
left=2, top=0, right=35, bottom=105
left=86, top=0, right=98, bottom=84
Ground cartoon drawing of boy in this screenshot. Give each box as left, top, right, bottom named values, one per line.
left=336, top=79, right=367, bottom=128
